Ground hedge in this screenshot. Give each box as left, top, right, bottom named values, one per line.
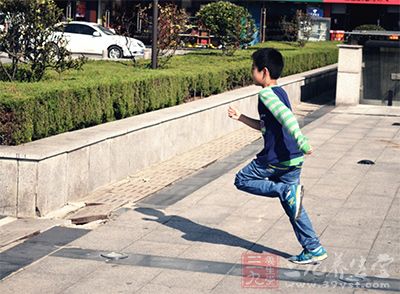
left=0, top=42, right=339, bottom=145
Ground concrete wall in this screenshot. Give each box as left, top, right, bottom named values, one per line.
left=0, top=64, right=337, bottom=218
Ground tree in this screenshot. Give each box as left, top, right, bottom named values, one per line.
left=137, top=3, right=188, bottom=68
left=281, top=10, right=312, bottom=47
left=156, top=4, right=188, bottom=67
left=196, top=1, right=256, bottom=56
left=0, top=0, right=86, bottom=82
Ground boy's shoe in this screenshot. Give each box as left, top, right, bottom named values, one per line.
left=285, top=184, right=304, bottom=220
left=288, top=246, right=328, bottom=264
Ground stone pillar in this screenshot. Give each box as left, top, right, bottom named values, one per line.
left=335, top=45, right=363, bottom=105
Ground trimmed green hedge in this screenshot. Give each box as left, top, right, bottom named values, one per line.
left=0, top=42, right=338, bottom=145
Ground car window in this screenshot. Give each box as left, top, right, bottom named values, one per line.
left=64, top=24, right=79, bottom=34
left=63, top=24, right=96, bottom=35
left=79, top=24, right=96, bottom=35
left=94, top=25, right=114, bottom=35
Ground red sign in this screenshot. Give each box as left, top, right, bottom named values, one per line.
left=241, top=253, right=279, bottom=289
left=324, top=0, right=399, bottom=4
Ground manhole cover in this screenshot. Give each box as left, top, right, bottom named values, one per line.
left=100, top=252, right=128, bottom=260
left=357, top=159, right=375, bottom=165
left=338, top=275, right=368, bottom=283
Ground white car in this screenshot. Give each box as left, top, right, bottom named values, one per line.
left=51, top=21, right=145, bottom=59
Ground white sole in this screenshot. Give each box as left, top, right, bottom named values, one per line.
left=290, top=253, right=328, bottom=264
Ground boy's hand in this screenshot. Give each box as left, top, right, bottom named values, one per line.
left=305, top=146, right=313, bottom=155
left=228, top=105, right=241, bottom=120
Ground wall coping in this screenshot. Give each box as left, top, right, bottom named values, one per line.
left=0, top=64, right=338, bottom=162
left=337, top=44, right=363, bottom=49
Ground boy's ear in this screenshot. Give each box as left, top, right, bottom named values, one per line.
left=263, top=67, right=270, bottom=79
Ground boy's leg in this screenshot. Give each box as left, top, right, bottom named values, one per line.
left=234, top=159, right=289, bottom=202
left=278, top=166, right=322, bottom=251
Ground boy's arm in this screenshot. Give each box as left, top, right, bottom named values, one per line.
left=238, top=114, right=261, bottom=131
left=228, top=105, right=260, bottom=130
left=260, top=89, right=312, bottom=154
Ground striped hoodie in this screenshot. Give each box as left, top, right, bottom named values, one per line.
left=256, top=85, right=311, bottom=166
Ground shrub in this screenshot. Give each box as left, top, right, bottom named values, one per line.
left=0, top=42, right=338, bottom=145
left=354, top=24, right=385, bottom=31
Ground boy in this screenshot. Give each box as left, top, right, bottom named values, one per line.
left=228, top=48, right=327, bottom=264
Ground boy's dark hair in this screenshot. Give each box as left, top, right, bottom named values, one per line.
left=251, top=48, right=284, bottom=79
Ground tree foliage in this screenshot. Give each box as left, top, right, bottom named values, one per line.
left=196, top=1, right=256, bottom=56
left=281, top=10, right=312, bottom=47
left=0, top=0, right=86, bottom=82
left=136, top=3, right=189, bottom=68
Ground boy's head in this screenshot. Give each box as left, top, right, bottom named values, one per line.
left=251, top=48, right=284, bottom=85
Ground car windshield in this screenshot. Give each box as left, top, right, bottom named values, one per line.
left=94, top=25, right=115, bottom=35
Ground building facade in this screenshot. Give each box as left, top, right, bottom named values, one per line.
left=55, top=0, right=400, bottom=41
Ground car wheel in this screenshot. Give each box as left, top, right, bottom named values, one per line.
left=108, top=46, right=123, bottom=59
left=48, top=42, right=60, bottom=58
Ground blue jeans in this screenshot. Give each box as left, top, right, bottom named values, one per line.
left=234, top=159, right=321, bottom=251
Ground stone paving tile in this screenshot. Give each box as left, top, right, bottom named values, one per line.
left=66, top=224, right=148, bottom=251
left=0, top=271, right=77, bottom=294
left=308, top=182, right=355, bottom=201
left=217, top=214, right=278, bottom=242
left=21, top=256, right=101, bottom=277
left=149, top=269, right=226, bottom=291
left=230, top=197, right=285, bottom=220
left=61, top=264, right=163, bottom=294
left=140, top=227, right=206, bottom=246
left=174, top=204, right=236, bottom=225
left=255, top=227, right=301, bottom=257
left=342, top=192, right=394, bottom=210
left=136, top=283, right=209, bottom=294
left=276, top=281, right=356, bottom=294
left=321, top=225, right=380, bottom=250
left=123, top=240, right=191, bottom=258
left=211, top=275, right=355, bottom=294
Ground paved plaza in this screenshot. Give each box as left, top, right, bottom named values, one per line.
left=0, top=104, right=399, bottom=293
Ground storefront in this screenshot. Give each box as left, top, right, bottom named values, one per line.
left=262, top=0, right=399, bottom=34
left=56, top=0, right=129, bottom=27
left=55, top=0, right=399, bottom=42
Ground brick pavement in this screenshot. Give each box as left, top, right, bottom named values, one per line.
left=65, top=102, right=321, bottom=221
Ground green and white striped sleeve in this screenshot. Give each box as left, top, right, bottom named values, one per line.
left=260, top=88, right=311, bottom=154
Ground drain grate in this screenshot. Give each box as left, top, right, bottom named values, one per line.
left=339, top=275, right=369, bottom=283
left=357, top=159, right=375, bottom=165
left=100, top=252, right=128, bottom=260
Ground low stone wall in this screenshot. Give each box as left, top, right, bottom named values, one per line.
left=0, top=64, right=337, bottom=218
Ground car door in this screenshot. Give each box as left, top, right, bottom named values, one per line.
left=76, top=24, right=102, bottom=54
left=62, top=24, right=97, bottom=54
left=62, top=24, right=83, bottom=53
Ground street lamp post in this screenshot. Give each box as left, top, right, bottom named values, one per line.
left=151, top=0, right=158, bottom=69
